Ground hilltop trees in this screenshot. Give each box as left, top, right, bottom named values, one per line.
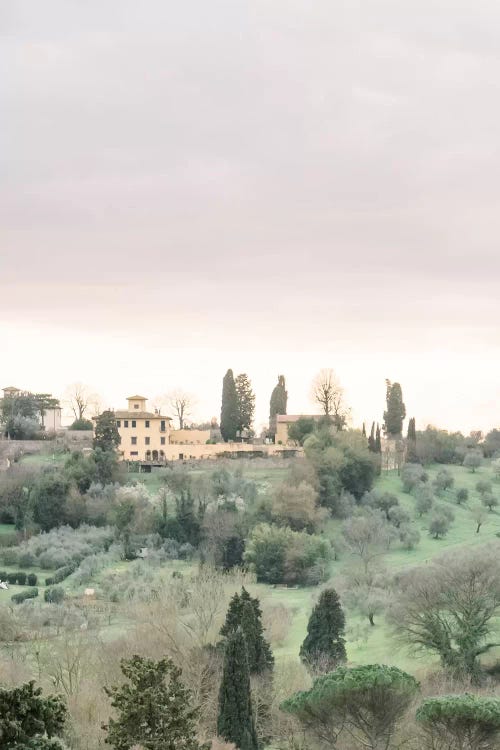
left=300, top=588, right=347, bottom=670
left=0, top=681, right=67, bottom=749
left=221, top=370, right=255, bottom=440
left=235, top=374, right=255, bottom=435
left=217, top=628, right=258, bottom=750
left=311, top=369, right=349, bottom=429
left=104, top=655, right=207, bottom=750
left=269, top=375, right=287, bottom=438
left=384, top=380, right=406, bottom=436
left=220, top=370, right=239, bottom=442
left=406, top=417, right=418, bottom=462
left=168, top=389, right=196, bottom=429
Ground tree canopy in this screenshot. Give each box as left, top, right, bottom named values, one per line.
left=104, top=655, right=208, bottom=750
left=383, top=380, right=406, bottom=436
left=281, top=664, right=418, bottom=750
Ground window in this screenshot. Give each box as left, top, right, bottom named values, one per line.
left=124, top=420, right=129, bottom=428
left=160, top=420, right=166, bottom=432
left=130, top=451, right=138, bottom=456
left=116, top=420, right=121, bottom=427
left=131, top=420, right=136, bottom=428
left=145, top=420, right=150, bottom=428
left=161, top=437, right=166, bottom=445
left=134, top=404, right=139, bottom=409
left=131, top=437, right=137, bottom=445
left=145, top=437, right=150, bottom=445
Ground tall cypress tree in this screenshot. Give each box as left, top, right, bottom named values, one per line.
left=406, top=417, right=418, bottom=463
left=300, top=588, right=347, bottom=670
left=217, top=628, right=258, bottom=750
left=220, top=588, right=274, bottom=674
left=368, top=421, right=376, bottom=452
left=362, top=422, right=367, bottom=438
left=383, top=380, right=406, bottom=436
left=269, top=375, right=288, bottom=439
left=220, top=369, right=239, bottom=442
left=375, top=423, right=382, bottom=453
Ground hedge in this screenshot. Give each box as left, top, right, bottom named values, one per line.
left=11, top=587, right=38, bottom=604
left=45, top=562, right=76, bottom=586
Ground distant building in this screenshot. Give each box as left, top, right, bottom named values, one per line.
left=111, top=395, right=172, bottom=461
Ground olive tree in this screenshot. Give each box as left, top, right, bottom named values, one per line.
left=389, top=545, right=500, bottom=681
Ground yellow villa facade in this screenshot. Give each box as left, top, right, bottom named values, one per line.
left=114, top=395, right=172, bottom=461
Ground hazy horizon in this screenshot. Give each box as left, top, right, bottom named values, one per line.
left=2, top=1, right=500, bottom=434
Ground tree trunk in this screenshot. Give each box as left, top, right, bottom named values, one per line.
left=368, top=613, right=375, bottom=626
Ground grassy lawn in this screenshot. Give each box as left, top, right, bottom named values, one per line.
left=0, top=524, right=15, bottom=535
left=19, top=452, right=66, bottom=467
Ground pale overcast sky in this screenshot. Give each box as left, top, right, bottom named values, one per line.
left=1, top=0, right=500, bottom=432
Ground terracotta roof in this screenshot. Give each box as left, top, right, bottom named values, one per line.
left=2, top=386, right=21, bottom=392
left=127, top=395, right=147, bottom=401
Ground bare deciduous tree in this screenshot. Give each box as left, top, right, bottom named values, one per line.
left=162, top=390, right=196, bottom=429
left=64, top=383, right=101, bottom=421
left=311, top=369, right=350, bottom=429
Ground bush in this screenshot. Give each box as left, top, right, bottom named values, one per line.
left=45, top=577, right=54, bottom=586
left=15, top=572, right=26, bottom=585
left=11, top=587, right=38, bottom=604
left=456, top=487, right=469, bottom=505
left=69, top=418, right=94, bottom=431
left=27, top=573, right=37, bottom=586
left=44, top=587, right=65, bottom=604
left=244, top=523, right=331, bottom=585
left=6, top=573, right=17, bottom=585
left=0, top=571, right=7, bottom=582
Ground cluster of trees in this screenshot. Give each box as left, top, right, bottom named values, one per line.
left=220, top=370, right=256, bottom=442
left=0, top=390, right=61, bottom=439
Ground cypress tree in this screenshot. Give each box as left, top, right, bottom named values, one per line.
left=383, top=380, right=406, bottom=436
left=299, top=588, right=347, bottom=670
left=368, top=421, right=376, bottom=452
left=406, top=417, right=418, bottom=463
left=220, top=588, right=274, bottom=674
left=220, top=369, right=239, bottom=442
left=375, top=423, right=382, bottom=453
left=217, top=628, right=258, bottom=750
left=269, top=375, right=288, bottom=439
left=362, top=422, right=367, bottom=438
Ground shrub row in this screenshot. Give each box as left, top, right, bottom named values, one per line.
left=45, top=562, right=76, bottom=586
left=11, top=587, right=38, bottom=604
left=0, top=571, right=38, bottom=586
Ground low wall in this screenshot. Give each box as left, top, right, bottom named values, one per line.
left=151, top=442, right=302, bottom=462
